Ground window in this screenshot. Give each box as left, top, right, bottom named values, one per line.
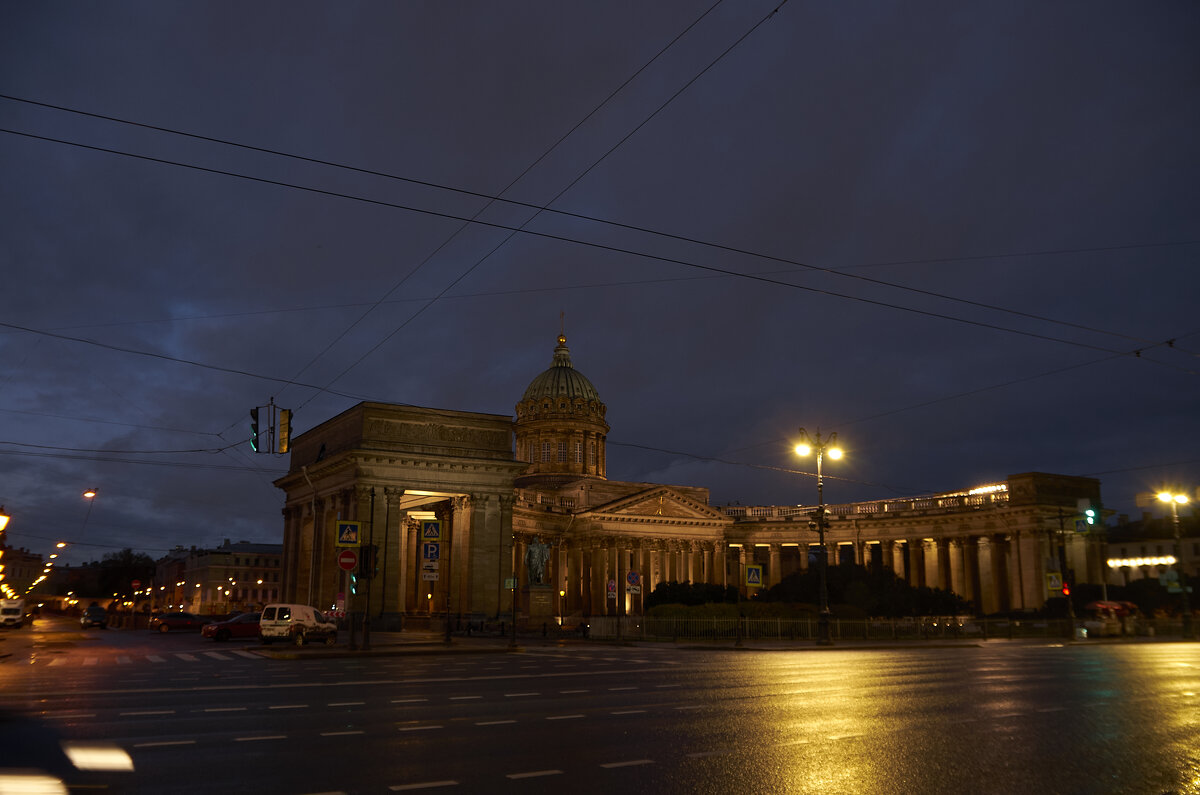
left=589, top=442, right=597, bottom=467
left=557, top=441, right=567, bottom=462
left=574, top=441, right=583, bottom=463
left=541, top=442, right=551, bottom=462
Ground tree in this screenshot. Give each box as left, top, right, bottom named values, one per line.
left=97, top=548, right=155, bottom=597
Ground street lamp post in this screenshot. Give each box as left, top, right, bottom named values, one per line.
left=1157, top=491, right=1194, bottom=640
left=795, top=428, right=842, bottom=646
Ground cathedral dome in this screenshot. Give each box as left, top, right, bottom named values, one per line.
left=521, top=334, right=602, bottom=404
left=515, top=333, right=608, bottom=484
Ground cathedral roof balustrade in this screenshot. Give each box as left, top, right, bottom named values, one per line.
left=722, top=488, right=1009, bottom=522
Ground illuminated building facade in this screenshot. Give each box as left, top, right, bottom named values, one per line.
left=275, top=335, right=1105, bottom=620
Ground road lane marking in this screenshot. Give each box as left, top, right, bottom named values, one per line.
left=133, top=740, right=196, bottom=748
left=560, top=689, right=589, bottom=694
left=146, top=655, right=166, bottom=663
left=321, top=730, right=365, bottom=737
left=270, top=704, right=309, bottom=710
left=504, top=692, right=539, bottom=697
left=203, top=652, right=232, bottom=660
left=398, top=725, right=443, bottom=732
left=121, top=710, right=175, bottom=716
left=389, top=782, right=459, bottom=791
left=607, top=686, right=636, bottom=691
left=611, top=710, right=646, bottom=715
left=235, top=735, right=288, bottom=742
left=674, top=705, right=701, bottom=711
left=656, top=684, right=680, bottom=688
left=546, top=714, right=584, bottom=721
left=476, top=720, right=516, bottom=726
left=449, top=696, right=481, bottom=701
left=204, top=707, right=247, bottom=713
left=600, top=760, right=653, bottom=769
left=392, top=698, right=428, bottom=704
left=388, top=782, right=458, bottom=792
left=1037, top=707, right=1067, bottom=713
left=175, top=654, right=199, bottom=662
left=506, top=770, right=562, bottom=779
left=328, top=702, right=365, bottom=707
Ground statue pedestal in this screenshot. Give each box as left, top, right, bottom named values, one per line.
left=525, top=584, right=554, bottom=619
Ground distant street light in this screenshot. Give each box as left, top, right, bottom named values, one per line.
left=0, top=506, right=10, bottom=533
left=1156, top=490, right=1194, bottom=639
left=795, top=428, right=843, bottom=646
left=79, top=488, right=98, bottom=538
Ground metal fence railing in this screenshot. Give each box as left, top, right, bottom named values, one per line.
left=576, top=615, right=1184, bottom=642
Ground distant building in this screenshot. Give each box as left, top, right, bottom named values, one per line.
left=1105, top=512, right=1197, bottom=590
left=276, top=334, right=1108, bottom=621
left=0, top=544, right=44, bottom=596
left=153, top=540, right=282, bottom=615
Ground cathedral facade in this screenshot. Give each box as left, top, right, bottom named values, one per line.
left=274, top=335, right=1104, bottom=621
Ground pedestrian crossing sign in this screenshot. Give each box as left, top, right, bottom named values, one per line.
left=1046, top=572, right=1063, bottom=592
left=336, top=521, right=360, bottom=547
left=745, top=564, right=763, bottom=587
left=421, top=520, right=441, bottom=540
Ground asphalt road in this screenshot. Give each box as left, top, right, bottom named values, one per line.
left=1, top=616, right=1197, bottom=794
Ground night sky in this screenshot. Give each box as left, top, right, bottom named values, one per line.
left=2, top=3, right=1197, bottom=568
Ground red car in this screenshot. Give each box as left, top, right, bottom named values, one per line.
left=149, top=612, right=206, bottom=633
left=201, top=612, right=261, bottom=641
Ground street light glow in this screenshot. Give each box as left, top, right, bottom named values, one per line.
left=1157, top=491, right=1189, bottom=505
left=794, top=442, right=812, bottom=457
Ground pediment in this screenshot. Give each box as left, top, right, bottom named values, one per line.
left=587, top=486, right=726, bottom=521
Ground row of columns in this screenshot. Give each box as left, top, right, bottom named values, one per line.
left=282, top=487, right=514, bottom=619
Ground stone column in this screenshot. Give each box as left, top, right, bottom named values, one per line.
left=892, top=540, right=907, bottom=582
left=948, top=538, right=965, bottom=599
left=768, top=544, right=782, bottom=587
left=977, top=536, right=997, bottom=615
left=923, top=539, right=940, bottom=590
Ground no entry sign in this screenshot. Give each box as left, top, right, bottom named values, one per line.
left=338, top=548, right=358, bottom=571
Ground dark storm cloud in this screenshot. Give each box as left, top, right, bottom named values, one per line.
left=1, top=1, right=1197, bottom=566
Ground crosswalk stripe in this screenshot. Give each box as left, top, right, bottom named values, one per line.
left=48, top=658, right=67, bottom=666
left=83, top=657, right=98, bottom=666
left=203, top=652, right=232, bottom=661
left=232, top=650, right=259, bottom=659
left=175, top=653, right=199, bottom=662
left=116, top=656, right=132, bottom=664
left=147, top=655, right=167, bottom=663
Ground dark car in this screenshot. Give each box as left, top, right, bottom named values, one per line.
left=201, top=612, right=261, bottom=641
left=149, top=611, right=205, bottom=633
left=80, top=606, right=107, bottom=629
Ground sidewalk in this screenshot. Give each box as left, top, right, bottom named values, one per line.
left=251, top=628, right=1189, bottom=659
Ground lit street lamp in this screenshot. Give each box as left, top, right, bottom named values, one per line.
left=1156, top=490, right=1194, bottom=640
left=795, top=428, right=843, bottom=646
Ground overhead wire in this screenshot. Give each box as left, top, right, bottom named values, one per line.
left=3, top=87, right=1194, bottom=354
left=5, top=128, right=1193, bottom=368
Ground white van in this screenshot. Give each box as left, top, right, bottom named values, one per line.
left=259, top=603, right=337, bottom=646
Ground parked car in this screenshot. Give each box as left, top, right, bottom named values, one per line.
left=201, top=612, right=261, bottom=641
left=259, top=603, right=337, bottom=646
left=80, top=605, right=108, bottom=629
left=149, top=611, right=206, bottom=633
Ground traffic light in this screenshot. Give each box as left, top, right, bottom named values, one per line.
left=350, top=571, right=358, bottom=595
left=359, top=544, right=376, bottom=579
left=249, top=408, right=259, bottom=452
left=278, top=409, right=292, bottom=454
left=1062, top=582, right=1071, bottom=597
